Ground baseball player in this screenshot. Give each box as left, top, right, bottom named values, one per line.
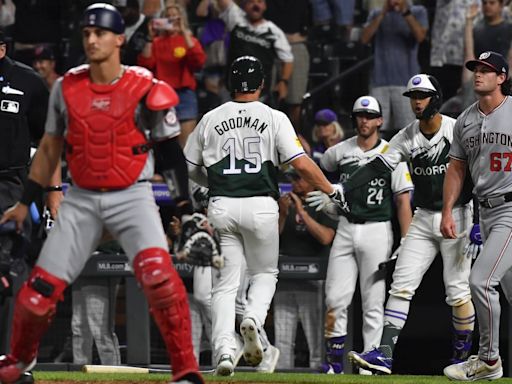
left=0, top=4, right=203, bottom=384
left=442, top=51, right=511, bottom=381
left=311, top=74, right=476, bottom=374
left=314, top=96, right=413, bottom=374
left=183, top=55, right=343, bottom=376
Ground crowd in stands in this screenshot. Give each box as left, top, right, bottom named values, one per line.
left=4, top=0, right=512, bottom=374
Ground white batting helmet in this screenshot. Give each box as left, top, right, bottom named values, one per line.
left=352, top=96, right=382, bottom=116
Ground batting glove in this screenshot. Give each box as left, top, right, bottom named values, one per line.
left=464, top=224, right=482, bottom=260
left=306, top=184, right=349, bottom=213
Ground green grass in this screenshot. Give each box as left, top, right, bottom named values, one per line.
left=32, top=371, right=512, bottom=383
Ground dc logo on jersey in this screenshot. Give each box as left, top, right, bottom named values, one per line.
left=412, top=76, right=422, bottom=85
left=0, top=100, right=19, bottom=113
left=361, top=98, right=370, bottom=107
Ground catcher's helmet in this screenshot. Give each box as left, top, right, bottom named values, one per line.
left=403, top=74, right=443, bottom=120
left=81, top=3, right=125, bottom=34
left=228, top=56, right=264, bottom=93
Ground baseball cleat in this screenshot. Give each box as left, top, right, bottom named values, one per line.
left=348, top=347, right=392, bottom=375
left=215, top=354, right=234, bottom=376
left=240, top=318, right=263, bottom=366
left=443, top=355, right=503, bottom=381
left=319, top=362, right=343, bottom=374
left=256, top=345, right=280, bottom=373
left=0, top=355, right=36, bottom=384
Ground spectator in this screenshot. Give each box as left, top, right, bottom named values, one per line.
left=0, top=0, right=14, bottom=28
left=361, top=0, right=427, bottom=140
left=275, top=167, right=337, bottom=370
left=310, top=108, right=344, bottom=182
left=310, top=0, right=354, bottom=41
left=265, top=0, right=310, bottom=130
left=468, top=0, right=512, bottom=61
left=10, top=0, right=66, bottom=66
left=32, top=44, right=59, bottom=90
left=216, top=0, right=293, bottom=105
left=118, top=0, right=152, bottom=65
left=429, top=0, right=475, bottom=101
left=139, top=2, right=206, bottom=147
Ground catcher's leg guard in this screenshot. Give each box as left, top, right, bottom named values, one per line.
left=133, top=248, right=203, bottom=384
left=0, top=267, right=67, bottom=383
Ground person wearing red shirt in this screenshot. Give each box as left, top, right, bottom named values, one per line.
left=139, top=3, right=206, bottom=147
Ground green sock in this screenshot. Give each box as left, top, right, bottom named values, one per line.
left=379, top=324, right=402, bottom=358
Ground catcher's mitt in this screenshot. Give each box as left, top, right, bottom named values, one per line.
left=176, top=213, right=223, bottom=269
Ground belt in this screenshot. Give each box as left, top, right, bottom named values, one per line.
left=479, top=192, right=512, bottom=208
left=346, top=216, right=366, bottom=224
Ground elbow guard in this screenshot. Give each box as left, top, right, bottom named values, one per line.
left=146, top=80, right=180, bottom=111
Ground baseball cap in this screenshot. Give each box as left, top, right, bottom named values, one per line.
left=33, top=45, right=55, bottom=61
left=466, top=51, right=509, bottom=78
left=315, top=108, right=337, bottom=125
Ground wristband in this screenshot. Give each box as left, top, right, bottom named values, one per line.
left=402, top=9, right=412, bottom=17
left=45, top=185, right=63, bottom=192
left=20, top=179, right=44, bottom=206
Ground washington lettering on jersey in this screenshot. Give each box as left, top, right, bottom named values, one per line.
left=214, top=116, right=268, bottom=136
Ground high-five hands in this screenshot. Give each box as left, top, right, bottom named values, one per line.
left=306, top=184, right=349, bottom=213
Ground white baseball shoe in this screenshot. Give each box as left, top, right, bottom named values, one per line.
left=443, top=355, right=503, bottom=381
left=256, top=345, right=280, bottom=373
left=215, top=354, right=234, bottom=376
left=240, top=317, right=263, bottom=366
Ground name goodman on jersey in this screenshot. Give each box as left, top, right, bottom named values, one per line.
left=214, top=116, right=268, bottom=135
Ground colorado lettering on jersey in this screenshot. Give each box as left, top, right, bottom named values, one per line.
left=214, top=116, right=268, bottom=136
left=413, top=163, right=448, bottom=176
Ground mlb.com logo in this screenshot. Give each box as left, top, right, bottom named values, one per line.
left=0, top=100, right=19, bottom=113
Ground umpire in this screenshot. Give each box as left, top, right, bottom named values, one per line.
left=0, top=27, right=50, bottom=361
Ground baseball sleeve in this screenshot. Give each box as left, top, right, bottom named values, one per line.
left=391, top=162, right=414, bottom=195
left=219, top=2, right=246, bottom=31
left=320, top=146, right=338, bottom=172
left=44, top=78, right=66, bottom=137
left=183, top=118, right=205, bottom=167
left=449, top=115, right=467, bottom=161
left=275, top=111, right=305, bottom=164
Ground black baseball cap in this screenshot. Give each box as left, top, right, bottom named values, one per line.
left=466, top=51, right=509, bottom=78
left=33, top=45, right=55, bottom=61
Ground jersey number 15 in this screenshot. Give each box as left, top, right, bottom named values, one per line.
left=223, top=137, right=262, bottom=174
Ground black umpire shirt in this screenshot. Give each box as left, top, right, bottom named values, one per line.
left=0, top=55, right=48, bottom=172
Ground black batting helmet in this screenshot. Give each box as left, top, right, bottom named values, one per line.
left=81, top=3, right=125, bottom=34
left=228, top=56, right=264, bottom=93
left=403, top=74, right=443, bottom=120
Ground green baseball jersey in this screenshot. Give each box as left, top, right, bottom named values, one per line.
left=321, top=137, right=413, bottom=221
left=380, top=115, right=473, bottom=210
left=184, top=101, right=305, bottom=199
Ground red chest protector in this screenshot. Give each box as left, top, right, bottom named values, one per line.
left=62, top=65, right=153, bottom=190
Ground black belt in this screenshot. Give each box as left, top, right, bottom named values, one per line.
left=479, top=192, right=512, bottom=208
left=346, top=217, right=366, bottom=224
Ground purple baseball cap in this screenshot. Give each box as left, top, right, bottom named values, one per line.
left=315, top=108, right=337, bottom=125
left=466, top=51, right=509, bottom=78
